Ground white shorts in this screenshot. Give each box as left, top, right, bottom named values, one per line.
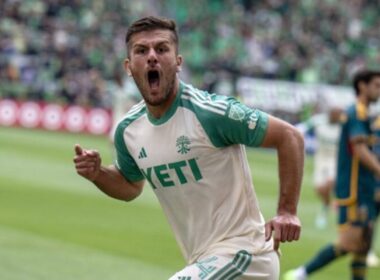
left=313, top=153, right=336, bottom=187
left=169, top=250, right=279, bottom=280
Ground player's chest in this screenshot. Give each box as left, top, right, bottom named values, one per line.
left=125, top=118, right=212, bottom=188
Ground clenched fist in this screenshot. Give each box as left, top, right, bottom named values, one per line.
left=265, top=213, right=301, bottom=251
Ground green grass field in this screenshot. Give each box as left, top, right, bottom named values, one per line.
left=1, top=127, right=379, bottom=279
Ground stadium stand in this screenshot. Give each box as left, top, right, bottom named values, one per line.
left=0, top=0, right=379, bottom=109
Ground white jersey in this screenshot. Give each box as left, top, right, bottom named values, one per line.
left=297, top=114, right=340, bottom=186
left=114, top=81, right=273, bottom=264
left=313, top=115, right=340, bottom=158
left=298, top=114, right=340, bottom=158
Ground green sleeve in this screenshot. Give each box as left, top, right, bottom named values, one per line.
left=189, top=95, right=269, bottom=147
left=114, top=122, right=144, bottom=182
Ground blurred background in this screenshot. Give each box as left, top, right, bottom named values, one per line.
left=2, top=0, right=379, bottom=113
left=1, top=0, right=380, bottom=279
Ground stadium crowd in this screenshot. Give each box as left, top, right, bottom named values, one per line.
left=0, top=0, right=379, bottom=109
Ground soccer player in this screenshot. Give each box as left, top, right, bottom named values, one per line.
left=73, top=16, right=304, bottom=280
left=284, top=69, right=380, bottom=280
left=296, top=107, right=342, bottom=229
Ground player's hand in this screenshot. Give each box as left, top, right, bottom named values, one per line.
left=73, top=144, right=101, bottom=182
left=264, top=213, right=301, bottom=251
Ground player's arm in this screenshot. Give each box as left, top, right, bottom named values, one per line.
left=261, top=116, right=304, bottom=249
left=73, top=144, right=144, bottom=201
left=261, top=116, right=304, bottom=214
left=200, top=97, right=304, bottom=249
left=351, top=137, right=380, bottom=177
left=92, top=165, right=144, bottom=201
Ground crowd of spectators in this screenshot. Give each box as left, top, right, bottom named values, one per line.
left=0, top=0, right=379, bottom=109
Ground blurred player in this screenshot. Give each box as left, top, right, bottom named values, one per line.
left=296, top=107, right=343, bottom=229
left=73, top=16, right=304, bottom=280
left=108, top=70, right=141, bottom=141
left=284, top=69, right=380, bottom=280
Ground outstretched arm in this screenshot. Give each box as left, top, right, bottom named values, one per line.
left=73, top=144, right=144, bottom=201
left=260, top=116, right=304, bottom=250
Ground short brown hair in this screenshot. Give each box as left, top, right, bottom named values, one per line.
left=353, top=69, right=380, bottom=96
left=125, top=16, right=179, bottom=56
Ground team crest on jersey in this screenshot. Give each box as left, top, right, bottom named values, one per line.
left=228, top=104, right=246, bottom=121
left=176, top=135, right=191, bottom=154
left=247, top=112, right=258, bottom=130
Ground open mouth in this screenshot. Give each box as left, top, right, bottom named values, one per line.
left=148, top=70, right=160, bottom=89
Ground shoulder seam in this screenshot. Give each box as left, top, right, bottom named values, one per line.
left=117, top=102, right=146, bottom=129
left=183, top=85, right=228, bottom=108
left=125, top=100, right=145, bottom=118
left=181, top=95, right=225, bottom=115
left=181, top=87, right=228, bottom=115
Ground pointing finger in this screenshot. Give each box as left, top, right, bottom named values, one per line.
left=75, top=144, right=83, bottom=156
left=265, top=222, right=272, bottom=241
left=274, top=238, right=280, bottom=251
left=273, top=224, right=282, bottom=251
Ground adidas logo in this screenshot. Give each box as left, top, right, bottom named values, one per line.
left=138, top=147, right=147, bottom=159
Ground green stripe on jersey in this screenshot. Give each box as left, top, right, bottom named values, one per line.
left=182, top=84, right=228, bottom=115
left=209, top=250, right=252, bottom=280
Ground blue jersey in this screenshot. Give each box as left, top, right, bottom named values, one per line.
left=335, top=102, right=376, bottom=206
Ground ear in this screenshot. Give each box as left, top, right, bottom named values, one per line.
left=124, top=59, right=132, bottom=76
left=176, top=55, right=183, bottom=73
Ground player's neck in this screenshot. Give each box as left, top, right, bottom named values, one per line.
left=357, top=94, right=369, bottom=107
left=147, top=81, right=179, bottom=119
